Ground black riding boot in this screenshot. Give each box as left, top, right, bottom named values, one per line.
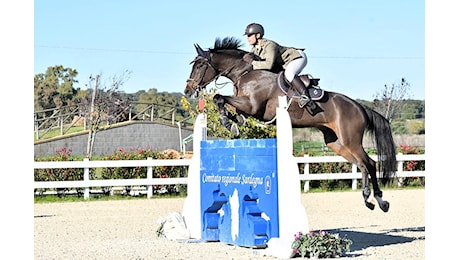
left=290, top=75, right=316, bottom=109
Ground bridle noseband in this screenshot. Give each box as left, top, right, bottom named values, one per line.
left=186, top=56, right=221, bottom=93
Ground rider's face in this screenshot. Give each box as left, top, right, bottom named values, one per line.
left=246, top=33, right=258, bottom=45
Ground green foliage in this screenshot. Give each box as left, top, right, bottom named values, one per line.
left=396, top=145, right=425, bottom=187
left=180, top=90, right=276, bottom=139
left=34, top=65, right=79, bottom=111
left=294, top=141, right=332, bottom=155
left=390, top=119, right=425, bottom=135
left=291, top=230, right=352, bottom=258
left=293, top=143, right=353, bottom=191
left=292, top=141, right=425, bottom=190
left=406, top=119, right=425, bottom=134
left=34, top=147, right=85, bottom=197
left=98, top=148, right=186, bottom=195
left=391, top=119, right=409, bottom=135
left=133, top=88, right=190, bottom=123
left=400, top=99, right=425, bottom=119
left=356, top=98, right=425, bottom=134
left=34, top=147, right=188, bottom=198
left=34, top=126, right=85, bottom=141
left=35, top=67, right=425, bottom=138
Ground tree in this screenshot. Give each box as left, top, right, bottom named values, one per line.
left=34, top=65, right=79, bottom=112
left=83, top=70, right=132, bottom=158
left=373, top=78, right=412, bottom=122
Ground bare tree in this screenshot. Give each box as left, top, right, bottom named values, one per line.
left=85, top=70, right=132, bottom=158
left=373, top=78, right=412, bottom=122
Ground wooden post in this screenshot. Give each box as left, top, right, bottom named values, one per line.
left=84, top=158, right=90, bottom=200
left=303, top=154, right=310, bottom=192
left=352, top=164, right=358, bottom=190
left=147, top=157, right=153, bottom=198
left=86, top=75, right=99, bottom=158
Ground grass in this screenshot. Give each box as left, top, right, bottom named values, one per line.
left=34, top=192, right=187, bottom=203
left=34, top=185, right=423, bottom=203
left=34, top=126, right=86, bottom=141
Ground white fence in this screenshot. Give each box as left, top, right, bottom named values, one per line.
left=34, top=153, right=425, bottom=199
left=296, top=153, right=425, bottom=192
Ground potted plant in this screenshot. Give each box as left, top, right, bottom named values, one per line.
left=291, top=230, right=352, bottom=258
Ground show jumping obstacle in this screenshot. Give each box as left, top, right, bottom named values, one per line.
left=182, top=97, right=309, bottom=248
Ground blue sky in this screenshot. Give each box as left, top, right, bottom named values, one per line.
left=34, top=0, right=425, bottom=100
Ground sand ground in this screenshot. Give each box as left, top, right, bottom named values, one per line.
left=34, top=189, right=425, bottom=259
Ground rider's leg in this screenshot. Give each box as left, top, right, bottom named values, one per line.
left=284, top=51, right=315, bottom=109
left=289, top=75, right=313, bottom=108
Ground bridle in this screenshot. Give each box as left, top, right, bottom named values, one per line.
left=186, top=56, right=221, bottom=93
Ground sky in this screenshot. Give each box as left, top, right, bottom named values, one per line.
left=34, top=0, right=425, bottom=101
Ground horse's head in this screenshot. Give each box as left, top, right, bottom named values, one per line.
left=184, top=44, right=220, bottom=98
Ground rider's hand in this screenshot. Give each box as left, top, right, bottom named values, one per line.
left=243, top=53, right=253, bottom=63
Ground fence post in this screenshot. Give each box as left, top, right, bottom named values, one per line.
left=60, top=110, right=64, bottom=136
left=303, top=154, right=310, bottom=192
left=84, top=158, right=90, bottom=200
left=35, top=113, right=39, bottom=140
left=397, top=152, right=403, bottom=187
left=352, top=164, right=358, bottom=190
left=147, top=157, right=153, bottom=198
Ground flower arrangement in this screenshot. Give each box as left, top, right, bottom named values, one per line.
left=291, top=230, right=352, bottom=258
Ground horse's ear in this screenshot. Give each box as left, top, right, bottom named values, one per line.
left=194, top=44, right=208, bottom=58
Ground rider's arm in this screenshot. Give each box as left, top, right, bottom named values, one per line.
left=252, top=40, right=277, bottom=70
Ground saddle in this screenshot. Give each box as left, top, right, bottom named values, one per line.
left=276, top=72, right=324, bottom=101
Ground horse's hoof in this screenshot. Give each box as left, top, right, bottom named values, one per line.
left=213, top=94, right=224, bottom=105
left=379, top=201, right=390, bottom=213
left=365, top=201, right=375, bottom=210
left=230, top=124, right=239, bottom=137
left=236, top=114, right=246, bottom=126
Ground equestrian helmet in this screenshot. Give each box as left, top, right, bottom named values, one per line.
left=244, top=23, right=264, bottom=37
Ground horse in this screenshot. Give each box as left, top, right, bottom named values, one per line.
left=184, top=37, right=397, bottom=213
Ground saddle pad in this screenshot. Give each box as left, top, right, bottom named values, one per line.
left=276, top=72, right=324, bottom=101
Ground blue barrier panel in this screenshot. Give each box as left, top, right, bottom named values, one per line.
left=200, top=138, right=279, bottom=248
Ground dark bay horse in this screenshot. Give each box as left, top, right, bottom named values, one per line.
left=184, top=37, right=397, bottom=212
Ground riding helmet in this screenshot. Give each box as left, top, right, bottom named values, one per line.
left=244, top=23, right=264, bottom=37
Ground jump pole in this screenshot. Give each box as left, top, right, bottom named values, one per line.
left=182, top=96, right=309, bottom=248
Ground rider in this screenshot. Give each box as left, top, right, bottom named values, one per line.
left=243, top=22, right=314, bottom=109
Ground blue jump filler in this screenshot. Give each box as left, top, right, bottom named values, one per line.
left=182, top=97, right=309, bottom=250
left=200, top=138, right=279, bottom=248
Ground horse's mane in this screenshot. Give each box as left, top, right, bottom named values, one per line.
left=211, top=37, right=243, bottom=52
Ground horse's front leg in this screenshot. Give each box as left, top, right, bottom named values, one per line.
left=213, top=94, right=239, bottom=136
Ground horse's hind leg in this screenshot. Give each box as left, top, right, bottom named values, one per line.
left=347, top=152, right=389, bottom=212
left=353, top=150, right=389, bottom=212
left=369, top=168, right=390, bottom=212
left=322, top=129, right=389, bottom=212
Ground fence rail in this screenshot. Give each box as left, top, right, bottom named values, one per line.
left=34, top=153, right=425, bottom=199
left=34, top=102, right=193, bottom=140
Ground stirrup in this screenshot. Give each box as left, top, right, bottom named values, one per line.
left=298, top=95, right=311, bottom=108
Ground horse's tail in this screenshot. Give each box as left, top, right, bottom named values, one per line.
left=363, top=106, right=397, bottom=185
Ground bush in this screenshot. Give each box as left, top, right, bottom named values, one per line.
left=98, top=148, right=186, bottom=195
left=396, top=145, right=425, bottom=187
left=291, top=230, right=352, bottom=258
left=34, top=147, right=85, bottom=197
left=34, top=147, right=187, bottom=198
